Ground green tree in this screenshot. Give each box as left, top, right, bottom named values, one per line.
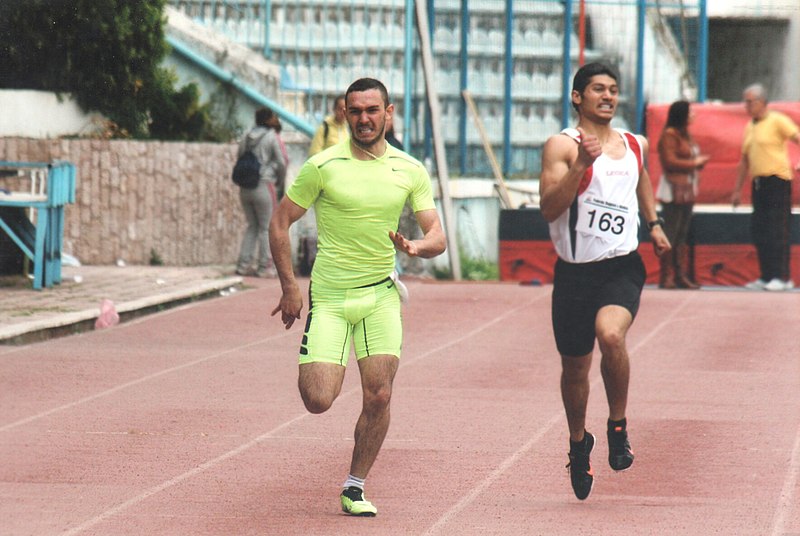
left=0, top=0, right=231, bottom=140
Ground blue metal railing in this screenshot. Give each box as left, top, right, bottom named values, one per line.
left=167, top=0, right=708, bottom=177
left=167, top=36, right=315, bottom=137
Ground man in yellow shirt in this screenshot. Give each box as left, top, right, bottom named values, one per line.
left=269, top=78, right=446, bottom=516
left=732, top=83, right=800, bottom=291
left=307, top=94, right=349, bottom=156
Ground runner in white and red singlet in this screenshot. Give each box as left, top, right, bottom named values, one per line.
left=538, top=62, right=671, bottom=501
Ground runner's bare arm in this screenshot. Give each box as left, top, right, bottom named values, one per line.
left=389, top=208, right=446, bottom=258
left=634, top=136, right=671, bottom=257
left=539, top=128, right=600, bottom=222
left=269, top=197, right=307, bottom=329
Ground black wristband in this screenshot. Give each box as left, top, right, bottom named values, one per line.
left=647, top=217, right=665, bottom=231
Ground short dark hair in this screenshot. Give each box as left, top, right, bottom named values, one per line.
left=255, top=106, right=274, bottom=127
left=571, top=62, right=619, bottom=112
left=346, top=78, right=390, bottom=108
left=332, top=94, right=346, bottom=111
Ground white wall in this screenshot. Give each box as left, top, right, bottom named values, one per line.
left=0, top=90, right=103, bottom=138
left=706, top=0, right=799, bottom=17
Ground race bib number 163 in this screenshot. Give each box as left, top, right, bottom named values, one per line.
left=576, top=197, right=630, bottom=238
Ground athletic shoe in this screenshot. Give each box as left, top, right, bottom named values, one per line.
left=340, top=486, right=377, bottom=517
left=607, top=424, right=635, bottom=471
left=765, top=278, right=792, bottom=292
left=744, top=279, right=766, bottom=290
left=566, top=432, right=595, bottom=500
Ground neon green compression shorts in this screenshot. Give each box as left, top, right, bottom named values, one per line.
left=299, top=277, right=402, bottom=366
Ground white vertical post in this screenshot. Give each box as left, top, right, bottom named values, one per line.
left=415, top=0, right=462, bottom=280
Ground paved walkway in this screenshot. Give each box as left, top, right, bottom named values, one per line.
left=0, top=264, right=243, bottom=344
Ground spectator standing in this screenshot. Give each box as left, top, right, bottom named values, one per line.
left=656, top=100, right=709, bottom=289
left=731, top=84, right=800, bottom=291
left=308, top=94, right=349, bottom=156
left=538, top=62, right=670, bottom=501
left=235, top=107, right=287, bottom=278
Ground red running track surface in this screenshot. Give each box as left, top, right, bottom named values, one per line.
left=1, top=278, right=799, bottom=535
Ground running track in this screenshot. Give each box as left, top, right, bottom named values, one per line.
left=1, top=279, right=799, bottom=535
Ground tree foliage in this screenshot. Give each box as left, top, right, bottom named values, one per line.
left=0, top=0, right=231, bottom=140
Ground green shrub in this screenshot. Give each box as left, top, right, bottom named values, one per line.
left=434, top=254, right=499, bottom=281
left=0, top=0, right=233, bottom=141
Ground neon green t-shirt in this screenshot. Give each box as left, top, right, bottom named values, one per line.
left=287, top=142, right=437, bottom=288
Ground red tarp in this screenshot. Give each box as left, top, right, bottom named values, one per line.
left=645, top=102, right=800, bottom=205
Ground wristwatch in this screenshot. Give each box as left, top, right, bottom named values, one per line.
left=647, top=217, right=665, bottom=231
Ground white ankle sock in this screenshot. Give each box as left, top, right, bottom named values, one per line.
left=343, top=474, right=365, bottom=490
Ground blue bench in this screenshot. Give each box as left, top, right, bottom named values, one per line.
left=0, top=161, right=77, bottom=290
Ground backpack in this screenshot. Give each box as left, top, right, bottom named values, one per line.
left=231, top=149, right=261, bottom=189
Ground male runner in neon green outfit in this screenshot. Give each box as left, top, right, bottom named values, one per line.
left=269, top=78, right=446, bottom=516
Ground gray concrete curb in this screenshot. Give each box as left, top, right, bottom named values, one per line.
left=0, top=276, right=242, bottom=344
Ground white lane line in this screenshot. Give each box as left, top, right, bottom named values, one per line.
left=403, top=290, right=551, bottom=368
left=423, top=292, right=697, bottom=535
left=771, top=420, right=800, bottom=536
left=62, top=289, right=551, bottom=534
left=0, top=331, right=295, bottom=433
left=61, top=411, right=309, bottom=536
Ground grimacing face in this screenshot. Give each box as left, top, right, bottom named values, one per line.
left=572, top=74, right=618, bottom=123
left=346, top=89, right=391, bottom=150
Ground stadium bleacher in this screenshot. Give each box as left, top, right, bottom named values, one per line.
left=167, top=0, right=649, bottom=176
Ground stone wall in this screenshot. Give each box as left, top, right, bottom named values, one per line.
left=1, top=137, right=264, bottom=266
left=1, top=136, right=462, bottom=276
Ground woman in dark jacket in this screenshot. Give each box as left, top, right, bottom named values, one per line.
left=656, top=101, right=710, bottom=289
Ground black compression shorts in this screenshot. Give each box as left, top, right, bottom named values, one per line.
left=551, top=251, right=646, bottom=357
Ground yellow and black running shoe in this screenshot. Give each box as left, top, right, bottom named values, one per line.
left=340, top=486, right=377, bottom=517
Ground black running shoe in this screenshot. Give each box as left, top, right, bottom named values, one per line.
left=566, top=432, right=595, bottom=500
left=607, top=423, right=634, bottom=471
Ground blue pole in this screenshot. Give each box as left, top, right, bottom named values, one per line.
left=262, top=0, right=271, bottom=59
left=561, top=0, right=573, bottom=129
left=459, top=0, right=469, bottom=175
left=635, top=0, right=646, bottom=134
left=697, top=0, right=708, bottom=102
left=424, top=0, right=435, bottom=161
left=404, top=0, right=414, bottom=152
left=502, top=0, right=513, bottom=176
